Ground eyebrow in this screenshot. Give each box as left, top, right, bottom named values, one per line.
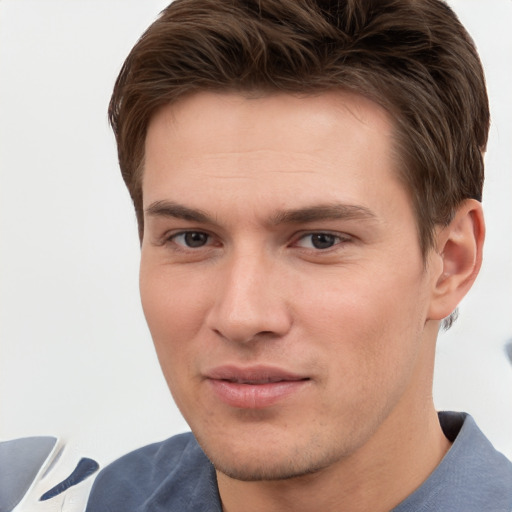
left=144, top=200, right=377, bottom=226
left=269, top=203, right=377, bottom=225
left=145, top=201, right=212, bottom=223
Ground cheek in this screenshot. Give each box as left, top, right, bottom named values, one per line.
left=140, top=259, right=210, bottom=329
left=139, top=264, right=208, bottom=373
left=298, top=265, right=428, bottom=377
left=139, top=265, right=212, bottom=419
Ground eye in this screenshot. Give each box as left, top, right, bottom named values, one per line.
left=171, top=231, right=210, bottom=248
left=295, top=232, right=346, bottom=250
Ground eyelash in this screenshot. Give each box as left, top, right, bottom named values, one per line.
left=166, top=231, right=216, bottom=251
left=164, top=230, right=351, bottom=252
left=293, top=232, right=350, bottom=251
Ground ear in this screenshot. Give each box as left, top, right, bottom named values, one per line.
left=427, top=199, right=485, bottom=321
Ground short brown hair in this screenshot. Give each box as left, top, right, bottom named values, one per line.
left=110, top=0, right=489, bottom=257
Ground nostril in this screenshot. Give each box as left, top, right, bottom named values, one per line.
left=212, top=328, right=278, bottom=344
left=206, top=294, right=292, bottom=344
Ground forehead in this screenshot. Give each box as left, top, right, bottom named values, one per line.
left=146, top=90, right=393, bottom=159
left=142, top=90, right=409, bottom=223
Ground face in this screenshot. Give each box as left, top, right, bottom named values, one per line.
left=140, top=91, right=439, bottom=481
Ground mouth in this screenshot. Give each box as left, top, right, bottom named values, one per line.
left=220, top=376, right=306, bottom=384
left=205, top=365, right=310, bottom=409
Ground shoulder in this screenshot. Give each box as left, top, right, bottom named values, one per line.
left=91, top=432, right=202, bottom=482
left=394, top=412, right=512, bottom=512
left=439, top=412, right=512, bottom=481
left=85, top=432, right=221, bottom=512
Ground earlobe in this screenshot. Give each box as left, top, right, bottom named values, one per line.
left=428, top=199, right=485, bottom=321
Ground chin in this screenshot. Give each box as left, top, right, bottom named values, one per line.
left=196, top=429, right=346, bottom=482
left=211, top=454, right=332, bottom=482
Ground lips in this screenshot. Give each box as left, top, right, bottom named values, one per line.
left=205, top=365, right=310, bottom=409
left=219, top=376, right=296, bottom=384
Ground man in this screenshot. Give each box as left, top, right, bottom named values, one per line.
left=86, top=0, right=512, bottom=510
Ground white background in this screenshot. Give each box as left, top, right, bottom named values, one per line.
left=1, top=0, right=511, bottom=467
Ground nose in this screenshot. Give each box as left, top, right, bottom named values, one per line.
left=205, top=251, right=292, bottom=344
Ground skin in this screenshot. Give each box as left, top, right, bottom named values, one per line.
left=139, top=91, right=484, bottom=512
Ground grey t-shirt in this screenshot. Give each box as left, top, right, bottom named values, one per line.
left=85, top=412, right=512, bottom=511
